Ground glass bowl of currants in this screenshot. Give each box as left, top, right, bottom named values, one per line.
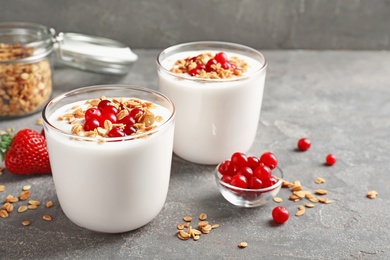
left=214, top=152, right=283, bottom=208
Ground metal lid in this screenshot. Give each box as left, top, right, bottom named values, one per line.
left=54, top=32, right=138, bottom=75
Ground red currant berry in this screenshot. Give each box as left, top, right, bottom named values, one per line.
left=247, top=156, right=260, bottom=170
left=85, top=108, right=101, bottom=121
left=205, top=58, right=218, bottom=72
left=214, top=52, right=228, bottom=64
left=83, top=118, right=100, bottom=131
left=99, top=113, right=117, bottom=125
left=272, top=206, right=289, bottom=224
left=118, top=114, right=136, bottom=126
left=196, top=63, right=206, bottom=70
left=101, top=105, right=118, bottom=115
left=253, top=164, right=272, bottom=182
left=221, top=62, right=232, bottom=70
left=221, top=175, right=232, bottom=185
left=230, top=152, right=248, bottom=168
left=188, top=68, right=201, bottom=76
left=123, top=124, right=137, bottom=135
left=326, top=154, right=337, bottom=165
left=297, top=138, right=311, bottom=151
left=218, top=160, right=237, bottom=176
left=236, top=166, right=253, bottom=180
left=230, top=174, right=248, bottom=189
left=129, top=108, right=144, bottom=121
left=249, top=176, right=263, bottom=189
left=259, top=152, right=278, bottom=170
left=97, top=99, right=111, bottom=110
left=107, top=127, right=125, bottom=138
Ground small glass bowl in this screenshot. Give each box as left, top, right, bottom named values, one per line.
left=214, top=166, right=283, bottom=208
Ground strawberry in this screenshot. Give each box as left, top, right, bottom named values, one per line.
left=1, top=128, right=52, bottom=175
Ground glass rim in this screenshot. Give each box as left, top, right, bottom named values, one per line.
left=156, top=41, right=267, bottom=82
left=42, top=85, right=176, bottom=142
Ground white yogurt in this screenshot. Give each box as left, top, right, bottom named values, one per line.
left=157, top=42, right=266, bottom=164
left=43, top=86, right=175, bottom=233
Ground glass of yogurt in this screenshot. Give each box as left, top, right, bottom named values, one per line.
left=157, top=42, right=267, bottom=165
left=42, top=85, right=175, bottom=233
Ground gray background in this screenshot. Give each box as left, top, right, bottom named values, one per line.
left=1, top=0, right=390, bottom=50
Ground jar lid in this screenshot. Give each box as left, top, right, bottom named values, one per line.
left=55, top=32, right=138, bottom=75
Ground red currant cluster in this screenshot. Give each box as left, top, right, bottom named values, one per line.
left=218, top=152, right=279, bottom=190
left=83, top=99, right=143, bottom=137
left=188, top=52, right=239, bottom=76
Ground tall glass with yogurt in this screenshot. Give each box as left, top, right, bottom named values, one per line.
left=157, top=42, right=267, bottom=165
left=42, top=85, right=175, bottom=233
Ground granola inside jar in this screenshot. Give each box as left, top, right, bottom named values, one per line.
left=0, top=22, right=54, bottom=119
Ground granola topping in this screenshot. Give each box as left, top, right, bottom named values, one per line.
left=169, top=51, right=249, bottom=79
left=54, top=96, right=165, bottom=140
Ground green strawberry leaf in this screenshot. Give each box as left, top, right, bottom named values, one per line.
left=0, top=129, right=14, bottom=162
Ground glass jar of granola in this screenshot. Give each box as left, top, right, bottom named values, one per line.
left=0, top=22, right=55, bottom=119
left=0, top=22, right=138, bottom=119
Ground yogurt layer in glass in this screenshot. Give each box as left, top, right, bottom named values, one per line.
left=157, top=42, right=267, bottom=165
left=42, top=85, right=175, bottom=233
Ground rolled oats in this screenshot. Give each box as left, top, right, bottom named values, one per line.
left=199, top=213, right=207, bottom=221
left=0, top=209, right=9, bottom=218
left=22, top=185, right=31, bottom=191
left=367, top=190, right=378, bottom=199
left=315, top=189, right=328, bottom=195
left=273, top=197, right=283, bottom=203
left=17, top=205, right=28, bottom=213
left=19, top=190, right=31, bottom=201
left=315, top=177, right=326, bottom=184
left=2, top=202, right=13, bottom=213
left=5, top=194, right=18, bottom=203
left=238, top=242, right=248, bottom=248
left=22, top=220, right=31, bottom=226
left=42, top=214, right=52, bottom=221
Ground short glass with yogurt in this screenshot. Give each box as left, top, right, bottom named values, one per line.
left=42, top=85, right=175, bottom=233
left=157, top=42, right=267, bottom=164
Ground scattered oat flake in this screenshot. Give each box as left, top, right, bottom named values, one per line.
left=2, top=202, right=13, bottom=213
left=315, top=189, right=328, bottom=195
left=27, top=205, right=38, bottom=210
left=19, top=190, right=30, bottom=201
left=295, top=205, right=306, bottom=216
left=36, top=118, right=43, bottom=126
left=0, top=185, right=5, bottom=192
left=183, top=216, right=192, bottom=222
left=199, top=213, right=207, bottom=221
left=22, top=185, right=31, bottom=191
left=42, top=214, right=53, bottom=221
left=0, top=209, right=9, bottom=218
left=29, top=200, right=41, bottom=206
left=367, top=190, right=378, bottom=199
left=273, top=197, right=283, bottom=203
left=305, top=203, right=315, bottom=208
left=238, top=242, right=248, bottom=248
left=315, top=177, right=326, bottom=184
left=22, top=220, right=31, bottom=226
left=211, top=224, right=220, bottom=229
left=5, top=195, right=18, bottom=203
left=18, top=205, right=28, bottom=213
left=46, top=200, right=54, bottom=208
left=177, top=224, right=185, bottom=230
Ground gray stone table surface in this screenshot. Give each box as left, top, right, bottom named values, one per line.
left=1, top=50, right=390, bottom=260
